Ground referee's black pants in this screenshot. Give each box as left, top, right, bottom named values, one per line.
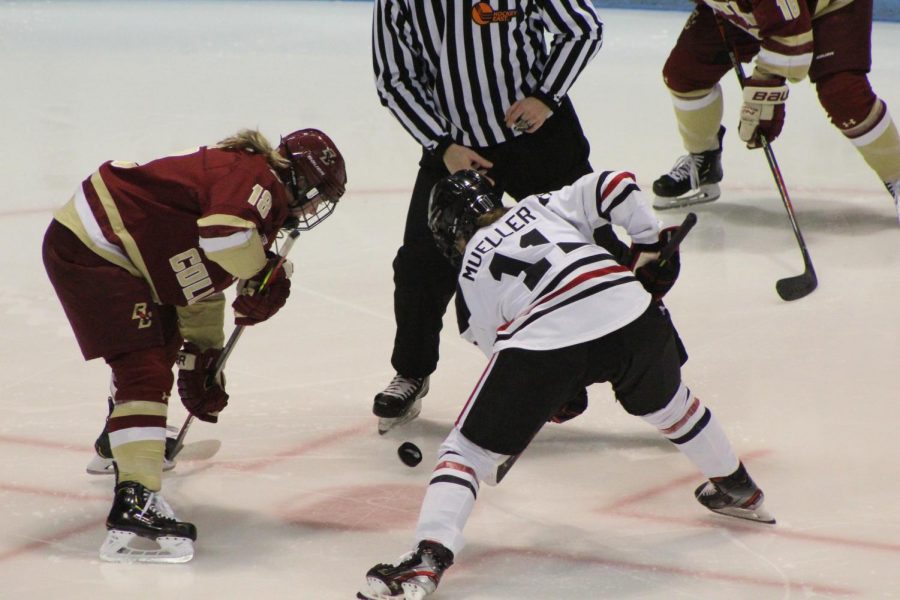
left=389, top=98, right=628, bottom=378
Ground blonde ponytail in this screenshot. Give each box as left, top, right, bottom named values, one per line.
left=217, top=129, right=291, bottom=170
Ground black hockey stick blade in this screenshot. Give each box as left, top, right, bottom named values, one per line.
left=776, top=268, right=817, bottom=301
left=495, top=453, right=520, bottom=484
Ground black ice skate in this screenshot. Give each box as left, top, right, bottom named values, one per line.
left=86, top=397, right=177, bottom=474
left=100, top=481, right=197, bottom=563
left=357, top=540, right=454, bottom=600
left=373, top=375, right=429, bottom=435
left=695, top=463, right=775, bottom=524
left=653, top=126, right=725, bottom=210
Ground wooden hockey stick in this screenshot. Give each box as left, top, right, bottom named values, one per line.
left=495, top=213, right=697, bottom=484
left=167, top=228, right=302, bottom=461
left=714, top=17, right=817, bottom=301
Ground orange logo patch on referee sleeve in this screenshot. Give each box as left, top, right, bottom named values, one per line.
left=471, top=2, right=518, bottom=25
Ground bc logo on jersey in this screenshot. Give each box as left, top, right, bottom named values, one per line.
left=132, top=303, right=153, bottom=329
left=471, top=2, right=518, bottom=26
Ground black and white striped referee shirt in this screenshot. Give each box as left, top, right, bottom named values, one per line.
left=372, top=1, right=603, bottom=152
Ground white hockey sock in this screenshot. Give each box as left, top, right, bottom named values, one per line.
left=641, top=383, right=739, bottom=479
left=413, top=428, right=501, bottom=555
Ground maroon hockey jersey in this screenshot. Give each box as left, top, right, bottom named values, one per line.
left=54, top=146, right=292, bottom=307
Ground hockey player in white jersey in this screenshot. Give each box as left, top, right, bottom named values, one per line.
left=357, top=170, right=773, bottom=600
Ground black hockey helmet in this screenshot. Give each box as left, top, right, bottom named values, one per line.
left=428, top=170, right=501, bottom=265
left=278, top=129, right=347, bottom=230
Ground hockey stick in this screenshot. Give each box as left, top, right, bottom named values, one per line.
left=714, top=17, right=817, bottom=301
left=494, top=213, right=697, bottom=484
left=167, top=227, right=302, bottom=461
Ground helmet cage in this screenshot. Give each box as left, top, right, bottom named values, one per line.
left=283, top=172, right=337, bottom=231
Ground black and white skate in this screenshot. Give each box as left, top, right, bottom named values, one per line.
left=100, top=481, right=197, bottom=563
left=695, top=463, right=775, bottom=524
left=357, top=540, right=454, bottom=600
left=653, top=126, right=725, bottom=210
left=373, top=375, right=429, bottom=435
left=86, top=427, right=178, bottom=475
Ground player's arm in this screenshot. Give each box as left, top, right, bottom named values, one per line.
left=734, top=0, right=813, bottom=147
left=197, top=215, right=267, bottom=279
left=175, top=294, right=229, bottom=423
left=202, top=174, right=293, bottom=326
left=750, top=0, right=813, bottom=83
left=555, top=171, right=660, bottom=245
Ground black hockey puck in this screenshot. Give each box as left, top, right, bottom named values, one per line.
left=397, top=441, right=423, bottom=467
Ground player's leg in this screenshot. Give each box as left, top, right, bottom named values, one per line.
left=654, top=6, right=758, bottom=209
left=42, top=221, right=196, bottom=561
left=810, top=0, right=900, bottom=223
left=359, top=348, right=584, bottom=599
left=374, top=153, right=456, bottom=434
left=599, top=303, right=774, bottom=524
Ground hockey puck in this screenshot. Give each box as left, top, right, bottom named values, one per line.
left=397, top=441, right=423, bottom=467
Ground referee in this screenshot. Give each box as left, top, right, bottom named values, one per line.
left=371, top=0, right=612, bottom=432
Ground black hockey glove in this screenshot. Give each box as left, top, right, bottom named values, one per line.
left=628, top=226, right=681, bottom=300
left=177, top=342, right=228, bottom=423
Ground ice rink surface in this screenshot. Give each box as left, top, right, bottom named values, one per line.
left=1, top=1, right=899, bottom=598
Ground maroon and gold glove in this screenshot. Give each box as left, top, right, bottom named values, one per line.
left=232, top=256, right=293, bottom=326
left=738, top=75, right=789, bottom=149
left=177, top=342, right=228, bottom=423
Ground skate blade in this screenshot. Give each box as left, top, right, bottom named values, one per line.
left=708, top=504, right=776, bottom=525
left=86, top=455, right=176, bottom=475
left=356, top=579, right=427, bottom=600
left=99, top=529, right=194, bottom=563
left=653, top=184, right=720, bottom=210
left=377, top=399, right=422, bottom=436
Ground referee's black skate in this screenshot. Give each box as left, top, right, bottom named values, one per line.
left=695, top=462, right=775, bottom=524
left=357, top=540, right=454, bottom=600
left=373, top=375, right=429, bottom=435
left=653, top=126, right=725, bottom=210
left=100, top=481, right=197, bottom=563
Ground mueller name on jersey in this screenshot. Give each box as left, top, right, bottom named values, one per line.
left=461, top=205, right=537, bottom=282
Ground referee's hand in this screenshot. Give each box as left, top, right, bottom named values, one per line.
left=444, top=144, right=493, bottom=176
left=506, top=97, right=552, bottom=133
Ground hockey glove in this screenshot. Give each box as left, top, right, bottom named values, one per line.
left=628, top=226, right=681, bottom=300
left=232, top=254, right=293, bottom=326
left=738, top=75, right=789, bottom=149
left=177, top=342, right=228, bottom=423
left=550, top=388, right=589, bottom=424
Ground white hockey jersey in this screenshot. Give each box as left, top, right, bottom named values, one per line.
left=455, top=170, right=661, bottom=357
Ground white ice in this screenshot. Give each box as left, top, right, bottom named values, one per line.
left=1, top=2, right=899, bottom=598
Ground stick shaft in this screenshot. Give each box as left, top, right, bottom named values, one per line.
left=714, top=17, right=817, bottom=285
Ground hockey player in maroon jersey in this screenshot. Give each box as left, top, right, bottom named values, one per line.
left=357, top=170, right=772, bottom=599
left=652, top=0, right=900, bottom=222
left=42, top=128, right=346, bottom=563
